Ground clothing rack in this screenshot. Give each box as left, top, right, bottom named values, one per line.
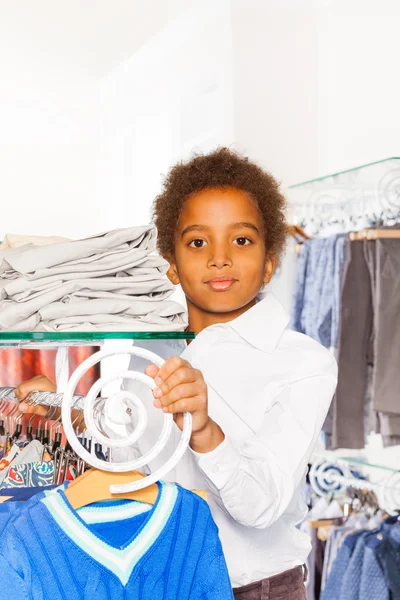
left=293, top=227, right=400, bottom=253
left=0, top=387, right=85, bottom=409
left=349, top=228, right=400, bottom=240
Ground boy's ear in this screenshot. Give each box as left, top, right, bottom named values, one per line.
left=165, top=255, right=180, bottom=285
left=263, top=255, right=276, bottom=284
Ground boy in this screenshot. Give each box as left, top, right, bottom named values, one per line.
left=17, top=148, right=337, bottom=598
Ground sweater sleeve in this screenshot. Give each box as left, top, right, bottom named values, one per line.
left=201, top=554, right=234, bottom=600
left=0, top=552, right=28, bottom=598
left=194, top=519, right=234, bottom=600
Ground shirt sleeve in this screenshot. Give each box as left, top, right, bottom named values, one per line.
left=190, top=365, right=337, bottom=529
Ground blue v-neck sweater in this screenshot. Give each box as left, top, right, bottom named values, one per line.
left=0, top=482, right=233, bottom=599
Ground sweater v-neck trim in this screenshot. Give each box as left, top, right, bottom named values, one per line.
left=40, top=481, right=178, bottom=586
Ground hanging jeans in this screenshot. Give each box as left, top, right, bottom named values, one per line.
left=233, top=566, right=307, bottom=599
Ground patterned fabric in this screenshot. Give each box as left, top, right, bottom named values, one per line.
left=321, top=530, right=365, bottom=600
left=339, top=531, right=372, bottom=600
left=321, top=525, right=354, bottom=591
left=0, top=460, right=54, bottom=489
left=290, top=235, right=346, bottom=349
left=375, top=526, right=400, bottom=600
left=290, top=241, right=310, bottom=335
left=0, top=444, right=21, bottom=474
left=360, top=535, right=389, bottom=600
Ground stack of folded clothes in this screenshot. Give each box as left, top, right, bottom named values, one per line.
left=0, top=226, right=187, bottom=332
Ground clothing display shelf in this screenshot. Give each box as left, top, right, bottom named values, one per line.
left=0, top=331, right=195, bottom=495
left=288, top=157, right=400, bottom=236
left=0, top=331, right=194, bottom=349
left=310, top=453, right=400, bottom=515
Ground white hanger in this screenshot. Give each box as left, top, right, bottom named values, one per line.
left=61, top=345, right=192, bottom=495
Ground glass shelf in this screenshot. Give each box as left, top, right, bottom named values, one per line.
left=287, top=157, right=400, bottom=236
left=335, top=456, right=400, bottom=474
left=0, top=331, right=195, bottom=349
left=289, top=157, right=400, bottom=189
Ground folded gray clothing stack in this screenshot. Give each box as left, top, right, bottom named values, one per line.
left=0, top=226, right=187, bottom=332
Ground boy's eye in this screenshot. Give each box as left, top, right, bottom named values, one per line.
left=234, top=237, right=252, bottom=246
left=189, top=239, right=207, bottom=248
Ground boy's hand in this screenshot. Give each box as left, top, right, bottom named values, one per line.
left=15, top=375, right=56, bottom=415
left=146, top=357, right=209, bottom=435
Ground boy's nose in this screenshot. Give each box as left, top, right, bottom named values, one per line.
left=207, top=252, right=233, bottom=269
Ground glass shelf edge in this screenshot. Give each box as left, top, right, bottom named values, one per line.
left=0, top=331, right=195, bottom=341
left=336, top=456, right=400, bottom=474
left=289, top=157, right=400, bottom=189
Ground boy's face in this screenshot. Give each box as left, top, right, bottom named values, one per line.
left=166, top=187, right=276, bottom=316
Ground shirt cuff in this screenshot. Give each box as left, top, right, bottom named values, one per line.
left=190, top=436, right=241, bottom=490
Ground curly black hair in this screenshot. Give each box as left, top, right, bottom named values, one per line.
left=153, top=147, right=287, bottom=262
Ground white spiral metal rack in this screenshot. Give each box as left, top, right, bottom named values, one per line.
left=61, top=345, right=192, bottom=494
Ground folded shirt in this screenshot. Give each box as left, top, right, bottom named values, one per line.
left=0, top=226, right=156, bottom=275
left=1, top=277, right=173, bottom=305
left=0, top=226, right=187, bottom=332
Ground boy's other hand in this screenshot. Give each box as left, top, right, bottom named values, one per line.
left=15, top=375, right=56, bottom=415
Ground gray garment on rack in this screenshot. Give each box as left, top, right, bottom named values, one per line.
left=334, top=240, right=372, bottom=449
left=372, top=239, right=400, bottom=416
left=364, top=239, right=400, bottom=444
left=334, top=238, right=400, bottom=449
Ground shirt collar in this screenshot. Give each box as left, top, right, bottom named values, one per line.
left=227, top=291, right=290, bottom=353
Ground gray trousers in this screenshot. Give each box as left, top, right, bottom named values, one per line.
left=334, top=239, right=400, bottom=448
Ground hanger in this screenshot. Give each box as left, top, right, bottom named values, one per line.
left=65, top=468, right=164, bottom=508
left=65, top=468, right=207, bottom=509
left=350, top=228, right=400, bottom=241
left=287, top=224, right=310, bottom=241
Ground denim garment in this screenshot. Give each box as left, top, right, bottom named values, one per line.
left=291, top=241, right=310, bottom=335
left=376, top=524, right=400, bottom=600
left=360, top=532, right=389, bottom=600
left=340, top=531, right=376, bottom=600
left=290, top=235, right=346, bottom=349
left=321, top=529, right=366, bottom=600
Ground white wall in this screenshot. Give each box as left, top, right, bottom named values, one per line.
left=2, top=0, right=400, bottom=241
left=231, top=0, right=319, bottom=187
left=95, top=0, right=234, bottom=230
left=316, top=0, right=400, bottom=176
left=0, top=0, right=201, bottom=239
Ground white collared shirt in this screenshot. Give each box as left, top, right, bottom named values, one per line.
left=106, top=293, right=337, bottom=587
